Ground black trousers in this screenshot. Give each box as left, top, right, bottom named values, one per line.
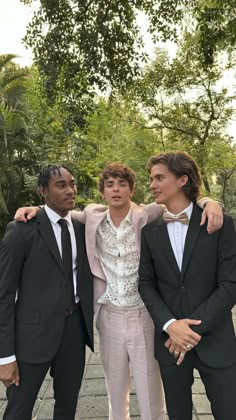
left=159, top=349, right=236, bottom=420
left=3, top=305, right=86, bottom=420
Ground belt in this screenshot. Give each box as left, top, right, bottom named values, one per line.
left=65, top=302, right=80, bottom=317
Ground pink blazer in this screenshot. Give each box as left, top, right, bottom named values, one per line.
left=72, top=202, right=164, bottom=314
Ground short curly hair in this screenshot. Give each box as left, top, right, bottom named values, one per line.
left=98, top=162, right=136, bottom=193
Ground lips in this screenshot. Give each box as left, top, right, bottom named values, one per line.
left=64, top=197, right=75, bottom=201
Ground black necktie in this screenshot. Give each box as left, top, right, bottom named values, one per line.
left=58, top=219, right=75, bottom=311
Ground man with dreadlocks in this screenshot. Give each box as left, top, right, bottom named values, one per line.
left=0, top=164, right=94, bottom=420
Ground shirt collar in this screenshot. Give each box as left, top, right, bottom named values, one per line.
left=106, top=207, right=132, bottom=226
left=166, top=202, right=193, bottom=219
left=44, top=204, right=72, bottom=226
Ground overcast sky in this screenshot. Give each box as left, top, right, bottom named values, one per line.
left=0, top=0, right=39, bottom=66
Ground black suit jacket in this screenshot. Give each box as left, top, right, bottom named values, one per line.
left=0, top=208, right=94, bottom=363
left=139, top=204, right=236, bottom=368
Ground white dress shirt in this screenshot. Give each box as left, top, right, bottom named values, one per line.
left=163, top=202, right=193, bottom=331
left=96, top=209, right=144, bottom=307
left=45, top=205, right=78, bottom=301
left=0, top=205, right=78, bottom=365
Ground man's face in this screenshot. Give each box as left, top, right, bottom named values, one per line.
left=39, top=168, right=77, bottom=217
left=150, top=163, right=187, bottom=208
left=102, top=176, right=134, bottom=209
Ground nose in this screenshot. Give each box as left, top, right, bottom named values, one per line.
left=150, top=179, right=155, bottom=189
left=113, top=182, right=120, bottom=191
left=66, top=185, right=76, bottom=194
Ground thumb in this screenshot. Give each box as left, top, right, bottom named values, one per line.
left=26, top=212, right=34, bottom=220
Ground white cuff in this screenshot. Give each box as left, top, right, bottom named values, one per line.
left=163, top=318, right=176, bottom=332
left=0, top=355, right=16, bottom=365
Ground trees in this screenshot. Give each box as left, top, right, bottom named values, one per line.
left=20, top=0, right=236, bottom=107
left=0, top=55, right=32, bottom=228
left=74, top=97, right=160, bottom=203
left=129, top=34, right=236, bottom=195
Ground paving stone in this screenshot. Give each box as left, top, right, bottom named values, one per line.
left=0, top=308, right=234, bottom=419
left=193, top=394, right=212, bottom=414
left=192, top=377, right=206, bottom=393
left=85, top=365, right=106, bottom=379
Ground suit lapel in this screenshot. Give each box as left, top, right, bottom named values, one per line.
left=181, top=204, right=203, bottom=281
left=72, top=218, right=84, bottom=295
left=37, top=209, right=63, bottom=270
left=154, top=219, right=180, bottom=276
left=72, top=218, right=85, bottom=259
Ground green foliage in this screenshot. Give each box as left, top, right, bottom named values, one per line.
left=3, top=0, right=236, bottom=234
left=20, top=0, right=236, bottom=107
left=129, top=36, right=236, bottom=194
left=74, top=98, right=162, bottom=203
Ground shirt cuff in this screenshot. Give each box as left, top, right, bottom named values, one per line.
left=0, top=355, right=16, bottom=365
left=163, top=318, right=176, bottom=332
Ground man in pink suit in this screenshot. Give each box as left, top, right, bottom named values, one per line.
left=15, top=162, right=222, bottom=420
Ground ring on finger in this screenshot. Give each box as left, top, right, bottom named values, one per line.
left=186, top=344, right=192, bottom=350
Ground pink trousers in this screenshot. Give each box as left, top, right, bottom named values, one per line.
left=96, top=304, right=166, bottom=420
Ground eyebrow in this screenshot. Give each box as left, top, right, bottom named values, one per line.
left=105, top=179, right=127, bottom=183
left=150, top=173, right=165, bottom=179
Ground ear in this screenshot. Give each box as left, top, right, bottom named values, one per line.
left=129, top=185, right=135, bottom=198
left=38, top=186, right=46, bottom=198
left=130, top=191, right=135, bottom=199
left=179, top=175, right=189, bottom=188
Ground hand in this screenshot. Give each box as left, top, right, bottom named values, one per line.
left=14, top=206, right=40, bottom=222
left=0, top=362, right=20, bottom=388
left=166, top=319, right=202, bottom=350
left=165, top=337, right=187, bottom=365
left=200, top=200, right=223, bottom=234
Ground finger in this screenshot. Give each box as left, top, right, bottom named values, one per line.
left=186, top=319, right=202, bottom=325
left=207, top=214, right=223, bottom=234
left=168, top=345, right=176, bottom=355
left=14, top=371, right=20, bottom=387
left=25, top=212, right=33, bottom=221
left=200, top=211, right=207, bottom=226
left=211, top=215, right=223, bottom=230
left=14, top=209, right=24, bottom=221
left=206, top=214, right=214, bottom=232
left=183, top=337, right=199, bottom=347
left=173, top=350, right=180, bottom=359
left=177, top=351, right=186, bottom=366
left=2, top=381, right=12, bottom=388
left=185, top=343, right=194, bottom=351
left=164, top=340, right=171, bottom=349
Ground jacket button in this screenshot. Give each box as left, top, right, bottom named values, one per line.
left=181, top=286, right=185, bottom=292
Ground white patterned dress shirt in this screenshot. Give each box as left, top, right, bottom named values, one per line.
left=96, top=209, right=143, bottom=307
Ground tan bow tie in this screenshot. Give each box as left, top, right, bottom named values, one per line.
left=163, top=211, right=189, bottom=225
